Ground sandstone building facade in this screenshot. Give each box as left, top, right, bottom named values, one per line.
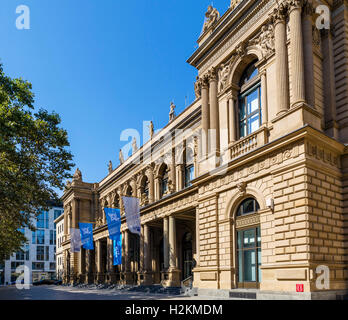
left=61, top=0, right=348, bottom=299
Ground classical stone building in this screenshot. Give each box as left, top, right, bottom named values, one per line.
left=61, top=0, right=348, bottom=299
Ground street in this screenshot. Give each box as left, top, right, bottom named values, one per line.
left=0, top=285, right=211, bottom=300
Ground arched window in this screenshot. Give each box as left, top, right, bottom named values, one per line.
left=237, top=198, right=260, bottom=216
left=238, top=61, right=262, bottom=138
left=184, top=148, right=195, bottom=188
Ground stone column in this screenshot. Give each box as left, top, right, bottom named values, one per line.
left=79, top=248, right=86, bottom=281
left=121, top=231, right=125, bottom=273
left=107, top=237, right=115, bottom=282
left=119, top=191, right=124, bottom=215
left=140, top=224, right=152, bottom=284
left=154, top=177, right=161, bottom=201
left=228, top=96, right=237, bottom=143
left=96, top=240, right=103, bottom=283
left=176, top=165, right=184, bottom=191
left=147, top=169, right=154, bottom=203
left=195, top=211, right=200, bottom=268
left=86, top=249, right=93, bottom=284
left=170, top=149, right=176, bottom=192
left=168, top=215, right=180, bottom=286
left=260, top=70, right=268, bottom=124
left=274, top=7, right=289, bottom=115
left=124, top=230, right=130, bottom=272
left=302, top=2, right=315, bottom=107
left=169, top=216, right=177, bottom=269
left=163, top=217, right=169, bottom=270
left=321, top=29, right=339, bottom=139
left=201, top=76, right=209, bottom=158
left=140, top=225, right=144, bottom=271
left=208, top=68, right=220, bottom=156
left=144, top=224, right=151, bottom=271
left=96, top=240, right=101, bottom=273
left=289, top=1, right=306, bottom=106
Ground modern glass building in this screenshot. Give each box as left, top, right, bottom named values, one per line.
left=0, top=205, right=63, bottom=285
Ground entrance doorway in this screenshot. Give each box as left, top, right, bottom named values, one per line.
left=237, top=226, right=261, bottom=288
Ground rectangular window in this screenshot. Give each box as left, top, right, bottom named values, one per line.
left=50, top=263, right=56, bottom=270
left=239, top=85, right=261, bottom=138
left=37, top=246, right=45, bottom=261
left=11, top=262, right=22, bottom=270
left=37, top=211, right=45, bottom=229
left=54, top=210, right=62, bottom=220
left=184, top=165, right=194, bottom=188
left=50, top=230, right=54, bottom=245
left=37, top=230, right=45, bottom=244
left=45, top=211, right=49, bottom=229
left=45, top=246, right=49, bottom=261
left=32, top=262, right=44, bottom=270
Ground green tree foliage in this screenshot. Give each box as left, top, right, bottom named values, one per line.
left=0, top=63, right=74, bottom=262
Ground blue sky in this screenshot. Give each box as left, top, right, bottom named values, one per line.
left=0, top=0, right=230, bottom=194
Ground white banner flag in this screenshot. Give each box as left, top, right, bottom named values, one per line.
left=70, top=228, right=81, bottom=253
left=122, top=196, right=141, bottom=235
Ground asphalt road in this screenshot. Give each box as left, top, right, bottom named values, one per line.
left=0, top=285, right=208, bottom=300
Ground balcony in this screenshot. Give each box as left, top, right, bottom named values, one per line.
left=229, top=126, right=268, bottom=161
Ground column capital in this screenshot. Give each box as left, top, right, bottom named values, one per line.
left=270, top=4, right=287, bottom=25
left=207, top=67, right=218, bottom=82
left=286, top=0, right=303, bottom=13
left=200, top=74, right=210, bottom=89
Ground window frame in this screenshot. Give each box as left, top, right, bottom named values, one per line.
left=238, top=62, right=262, bottom=139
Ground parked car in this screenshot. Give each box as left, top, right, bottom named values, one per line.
left=32, top=279, right=56, bottom=286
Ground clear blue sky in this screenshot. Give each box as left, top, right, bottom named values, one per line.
left=0, top=0, right=230, bottom=194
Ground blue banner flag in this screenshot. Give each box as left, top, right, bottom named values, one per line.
left=79, top=223, right=94, bottom=250
left=70, top=228, right=81, bottom=253
left=122, top=196, right=141, bottom=235
left=113, top=233, right=122, bottom=266
left=104, top=207, right=121, bottom=240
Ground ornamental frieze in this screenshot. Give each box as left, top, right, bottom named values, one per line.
left=198, top=142, right=301, bottom=194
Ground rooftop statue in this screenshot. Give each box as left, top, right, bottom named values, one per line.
left=119, top=149, right=124, bottom=165
left=132, top=137, right=138, bottom=154
left=202, top=5, right=220, bottom=33
left=149, top=121, right=154, bottom=139
left=169, top=102, right=176, bottom=122
left=73, top=168, right=82, bottom=181
left=108, top=160, right=113, bottom=174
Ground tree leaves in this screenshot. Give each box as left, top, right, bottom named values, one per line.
left=0, top=63, right=74, bottom=262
